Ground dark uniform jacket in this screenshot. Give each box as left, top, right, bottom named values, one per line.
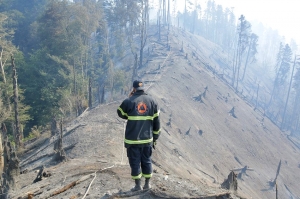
left=117, top=90, right=160, bottom=148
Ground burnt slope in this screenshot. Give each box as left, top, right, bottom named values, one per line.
left=9, top=26, right=300, bottom=199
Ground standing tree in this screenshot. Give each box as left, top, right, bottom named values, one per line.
left=11, top=56, right=21, bottom=148
left=139, top=0, right=149, bottom=69
left=167, top=0, right=170, bottom=27
left=222, top=7, right=236, bottom=51
left=214, top=5, right=224, bottom=44
left=203, top=0, right=216, bottom=40
left=241, top=33, right=258, bottom=81
left=281, top=55, right=299, bottom=129
left=232, top=15, right=251, bottom=90
left=0, top=13, right=17, bottom=112
left=19, top=0, right=105, bottom=126
left=267, top=44, right=292, bottom=121
left=191, top=1, right=201, bottom=34
left=0, top=12, right=29, bottom=143
left=292, top=58, right=300, bottom=135
left=184, top=0, right=187, bottom=29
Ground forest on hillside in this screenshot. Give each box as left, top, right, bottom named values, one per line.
left=0, top=0, right=300, bottom=150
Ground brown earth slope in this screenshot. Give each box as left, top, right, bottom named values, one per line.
left=9, top=26, right=300, bottom=199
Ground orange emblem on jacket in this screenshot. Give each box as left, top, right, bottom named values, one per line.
left=136, top=102, right=148, bottom=115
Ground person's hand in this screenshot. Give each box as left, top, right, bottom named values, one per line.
left=153, top=141, right=157, bottom=149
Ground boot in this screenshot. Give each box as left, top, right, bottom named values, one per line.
left=131, top=179, right=143, bottom=191
left=143, top=178, right=151, bottom=190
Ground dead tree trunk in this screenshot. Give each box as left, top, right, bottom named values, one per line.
left=101, top=85, right=105, bottom=104
left=7, top=150, right=20, bottom=188
left=51, top=117, right=59, bottom=137
left=97, top=84, right=101, bottom=104
left=158, top=15, right=161, bottom=41
left=271, top=160, right=281, bottom=187
left=0, top=49, right=7, bottom=84
left=53, top=119, right=67, bottom=162
left=254, top=83, right=259, bottom=110
left=0, top=124, right=7, bottom=174
left=132, top=53, right=138, bottom=82
left=281, top=56, right=297, bottom=130
left=162, top=0, right=166, bottom=24
left=139, top=10, right=147, bottom=69
left=88, top=77, right=92, bottom=109
left=0, top=134, right=2, bottom=174
left=276, top=182, right=278, bottom=199
left=12, top=56, right=21, bottom=148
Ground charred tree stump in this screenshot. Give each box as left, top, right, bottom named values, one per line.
left=6, top=151, right=20, bottom=189
left=76, top=98, right=83, bottom=116
left=221, top=171, right=237, bottom=192
left=269, top=160, right=281, bottom=188
left=166, top=113, right=172, bottom=127
left=33, top=166, right=45, bottom=183
left=198, top=130, right=203, bottom=136
left=229, top=107, right=237, bottom=118
left=1, top=141, right=20, bottom=197
left=0, top=176, right=8, bottom=199
left=33, top=166, right=52, bottom=183
left=193, top=94, right=204, bottom=103
left=185, top=127, right=191, bottom=135
left=203, top=86, right=208, bottom=98
left=276, top=182, right=278, bottom=199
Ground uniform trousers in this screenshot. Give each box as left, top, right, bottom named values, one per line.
left=127, top=146, right=152, bottom=179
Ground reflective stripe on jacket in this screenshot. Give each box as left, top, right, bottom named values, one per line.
left=117, top=90, right=160, bottom=147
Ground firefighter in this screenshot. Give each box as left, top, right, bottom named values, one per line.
left=117, top=80, right=161, bottom=191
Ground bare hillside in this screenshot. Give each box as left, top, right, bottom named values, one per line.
left=8, top=26, right=300, bottom=199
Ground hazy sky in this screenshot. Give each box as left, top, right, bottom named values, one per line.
left=212, top=0, right=300, bottom=44
left=173, top=0, right=300, bottom=43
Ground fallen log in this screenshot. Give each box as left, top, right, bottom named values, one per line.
left=45, top=165, right=114, bottom=199
left=46, top=174, right=94, bottom=198
left=13, top=165, right=115, bottom=199
left=10, top=183, right=50, bottom=199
